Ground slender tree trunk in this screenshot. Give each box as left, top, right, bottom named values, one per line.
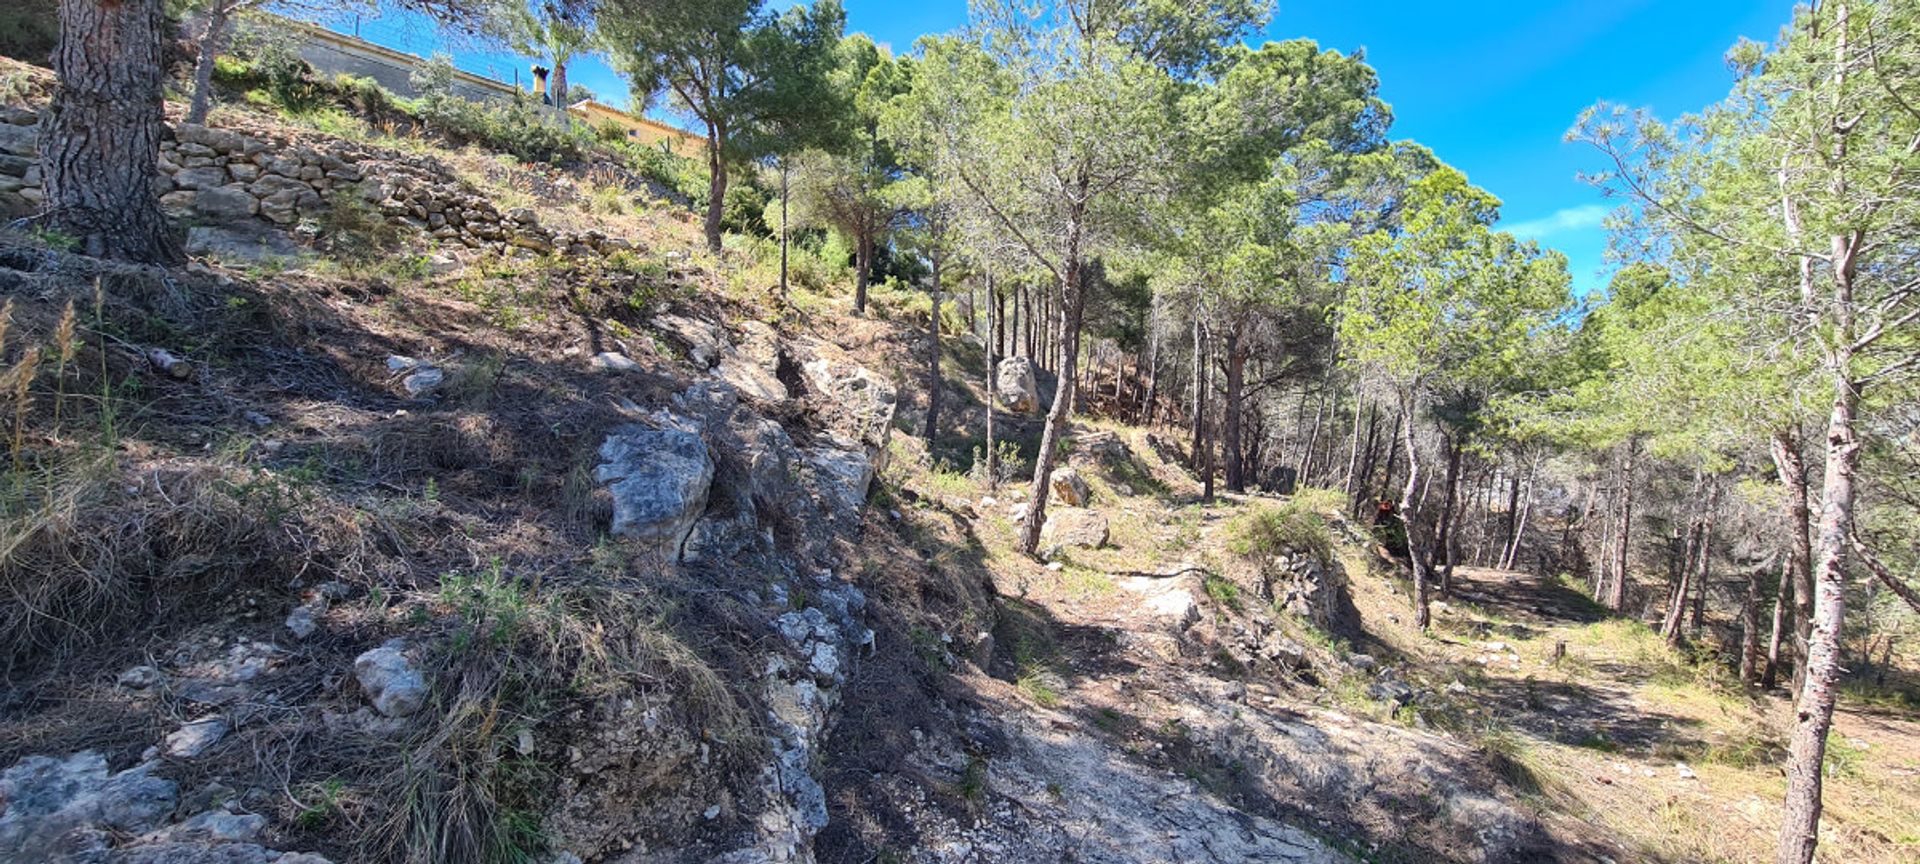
left=1691, top=486, right=1716, bottom=631
left=1502, top=472, right=1534, bottom=572
left=1190, top=317, right=1205, bottom=469
left=1434, top=434, right=1464, bottom=596
left=778, top=160, right=790, bottom=299
left=1765, top=554, right=1791, bottom=689
left=853, top=231, right=872, bottom=314
left=43, top=0, right=183, bottom=264
left=923, top=247, right=942, bottom=443
left=1379, top=410, right=1401, bottom=511
left=984, top=272, right=998, bottom=489
left=1397, top=392, right=1431, bottom=629
left=1771, top=428, right=1816, bottom=698
left=187, top=5, right=232, bottom=125
left=1223, top=330, right=1247, bottom=493
left=1017, top=218, right=1088, bottom=557
left=1606, top=442, right=1637, bottom=611
left=704, top=121, right=727, bottom=252
left=1778, top=55, right=1867, bottom=851
left=1740, top=556, right=1768, bottom=684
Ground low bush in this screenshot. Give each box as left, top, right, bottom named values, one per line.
left=1228, top=501, right=1334, bottom=561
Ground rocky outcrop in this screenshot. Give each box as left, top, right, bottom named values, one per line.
left=1259, top=548, right=1359, bottom=638
left=994, top=356, right=1039, bottom=414
left=0, top=751, right=332, bottom=864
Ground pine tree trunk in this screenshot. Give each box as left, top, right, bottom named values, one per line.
left=778, top=160, right=790, bottom=299
left=43, top=0, right=182, bottom=264
left=703, top=121, right=727, bottom=252
left=984, top=272, right=998, bottom=489
left=923, top=247, right=942, bottom=442
left=1765, top=555, right=1791, bottom=689
left=1018, top=236, right=1087, bottom=557
left=1771, top=428, right=1816, bottom=697
left=1606, top=442, right=1637, bottom=611
left=1398, top=395, right=1431, bottom=629
left=187, top=5, right=232, bottom=125
left=1740, top=557, right=1767, bottom=684
left=1434, top=434, right=1463, bottom=596
left=1190, top=318, right=1205, bottom=469
left=1223, top=330, right=1246, bottom=493
left=854, top=232, right=871, bottom=314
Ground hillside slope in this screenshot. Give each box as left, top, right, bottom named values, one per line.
left=1, top=72, right=1915, bottom=864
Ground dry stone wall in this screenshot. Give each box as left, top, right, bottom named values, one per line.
left=0, top=107, right=633, bottom=261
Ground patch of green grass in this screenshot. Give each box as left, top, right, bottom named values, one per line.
left=1227, top=501, right=1333, bottom=561
left=1202, top=574, right=1243, bottom=612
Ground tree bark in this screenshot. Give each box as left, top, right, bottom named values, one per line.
left=187, top=4, right=233, bottom=125
left=778, top=160, right=790, bottom=299
left=853, top=231, right=872, bottom=314
left=1223, top=329, right=1246, bottom=493
left=1397, top=393, right=1431, bottom=629
left=43, top=0, right=183, bottom=264
left=923, top=243, right=942, bottom=442
left=1190, top=317, right=1205, bottom=469
left=1740, top=556, right=1768, bottom=684
left=1018, top=233, right=1088, bottom=557
left=1605, top=442, right=1637, bottom=611
left=703, top=120, right=728, bottom=252
left=1765, top=554, right=1791, bottom=690
left=984, top=272, right=998, bottom=489
left=1771, top=427, right=1816, bottom=697
left=1433, top=433, right=1464, bottom=596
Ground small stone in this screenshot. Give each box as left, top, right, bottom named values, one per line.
left=402, top=367, right=444, bottom=398
left=164, top=716, right=229, bottom=758
left=118, top=665, right=163, bottom=689
left=1675, top=762, right=1697, bottom=780
left=285, top=602, right=321, bottom=639
left=591, top=351, right=639, bottom=372
left=354, top=641, right=428, bottom=718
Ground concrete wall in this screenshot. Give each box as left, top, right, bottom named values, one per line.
left=269, top=17, right=520, bottom=106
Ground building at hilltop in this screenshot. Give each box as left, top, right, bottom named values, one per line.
left=273, top=14, right=700, bottom=157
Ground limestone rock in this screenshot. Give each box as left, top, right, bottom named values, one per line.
left=653, top=314, right=728, bottom=368
left=162, top=717, right=228, bottom=758
left=1050, top=467, right=1092, bottom=507
left=995, top=356, right=1040, bottom=414
left=1040, top=509, right=1109, bottom=551
left=191, top=186, right=258, bottom=221
left=594, top=423, right=715, bottom=554
left=353, top=641, right=428, bottom=718
left=0, top=751, right=177, bottom=861
left=185, top=225, right=297, bottom=264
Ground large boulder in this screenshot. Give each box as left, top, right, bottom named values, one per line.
left=996, top=356, right=1040, bottom=414
left=653, top=314, right=728, bottom=368
left=594, top=423, right=715, bottom=555
left=1041, top=508, right=1109, bottom=553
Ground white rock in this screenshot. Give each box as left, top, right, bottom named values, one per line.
left=354, top=641, right=428, bottom=717
left=164, top=716, right=229, bottom=758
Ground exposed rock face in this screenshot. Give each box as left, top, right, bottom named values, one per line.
left=1260, top=549, right=1360, bottom=638
left=1050, top=467, right=1092, bottom=507
left=594, top=423, right=715, bottom=556
left=995, top=356, right=1040, bottom=414
left=0, top=750, right=332, bottom=864
left=353, top=640, right=428, bottom=718
left=1040, top=508, right=1109, bottom=552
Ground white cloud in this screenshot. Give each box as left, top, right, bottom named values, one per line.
left=1502, top=204, right=1610, bottom=240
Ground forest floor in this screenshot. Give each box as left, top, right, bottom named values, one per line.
left=864, top=417, right=1920, bottom=864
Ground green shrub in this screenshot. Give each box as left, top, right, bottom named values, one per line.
left=1229, top=501, right=1333, bottom=561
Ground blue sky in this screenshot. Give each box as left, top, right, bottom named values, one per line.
left=326, top=0, right=1793, bottom=296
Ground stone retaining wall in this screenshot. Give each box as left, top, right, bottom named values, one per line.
left=0, top=107, right=632, bottom=260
